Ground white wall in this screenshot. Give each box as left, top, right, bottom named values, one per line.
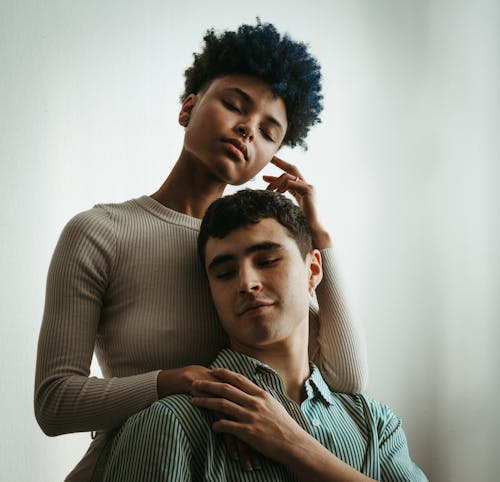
left=1, top=1, right=498, bottom=480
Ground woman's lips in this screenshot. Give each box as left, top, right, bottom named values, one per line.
left=221, top=138, right=247, bottom=161
left=222, top=141, right=246, bottom=161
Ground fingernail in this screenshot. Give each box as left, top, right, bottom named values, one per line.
left=244, top=462, right=253, bottom=472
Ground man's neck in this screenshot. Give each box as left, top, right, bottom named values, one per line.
left=151, top=152, right=226, bottom=219
left=231, top=327, right=311, bottom=404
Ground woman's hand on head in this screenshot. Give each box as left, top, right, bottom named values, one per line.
left=263, top=156, right=332, bottom=249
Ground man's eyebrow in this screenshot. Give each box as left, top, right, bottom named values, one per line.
left=245, top=241, right=283, bottom=255
left=223, top=87, right=285, bottom=133
left=207, top=242, right=284, bottom=271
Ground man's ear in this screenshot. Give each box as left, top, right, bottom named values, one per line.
left=179, top=94, right=198, bottom=127
left=307, top=249, right=323, bottom=294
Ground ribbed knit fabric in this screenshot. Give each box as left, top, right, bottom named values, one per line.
left=34, top=195, right=367, bottom=481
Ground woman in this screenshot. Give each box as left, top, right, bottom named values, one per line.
left=35, top=21, right=367, bottom=481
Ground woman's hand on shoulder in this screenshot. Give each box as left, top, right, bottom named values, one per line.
left=157, top=365, right=218, bottom=398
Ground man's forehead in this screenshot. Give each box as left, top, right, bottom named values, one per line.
left=205, top=219, right=293, bottom=261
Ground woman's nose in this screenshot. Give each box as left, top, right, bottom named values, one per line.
left=236, top=122, right=255, bottom=141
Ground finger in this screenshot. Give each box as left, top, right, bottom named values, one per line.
left=271, top=176, right=289, bottom=193
left=262, top=176, right=276, bottom=191
left=271, top=156, right=303, bottom=179
left=223, top=433, right=239, bottom=461
left=190, top=387, right=217, bottom=397
left=264, top=173, right=297, bottom=193
left=212, top=418, right=253, bottom=448
left=191, top=396, right=249, bottom=420
left=212, top=419, right=257, bottom=461
left=192, top=379, right=255, bottom=405
left=262, top=173, right=286, bottom=191
left=211, top=368, right=264, bottom=396
left=236, top=439, right=254, bottom=472
left=250, top=449, right=262, bottom=471
left=285, top=179, right=313, bottom=195
left=276, top=177, right=310, bottom=195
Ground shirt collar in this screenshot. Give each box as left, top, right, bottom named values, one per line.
left=210, top=349, right=334, bottom=406
left=305, top=364, right=334, bottom=405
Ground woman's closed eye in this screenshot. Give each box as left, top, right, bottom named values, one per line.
left=222, top=100, right=242, bottom=114
left=260, top=128, right=275, bottom=142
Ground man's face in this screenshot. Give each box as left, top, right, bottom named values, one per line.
left=180, top=74, right=288, bottom=185
left=204, top=218, right=322, bottom=350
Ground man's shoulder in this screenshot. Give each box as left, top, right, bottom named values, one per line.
left=147, top=394, right=214, bottom=433
left=156, top=393, right=202, bottom=413
left=331, top=391, right=403, bottom=438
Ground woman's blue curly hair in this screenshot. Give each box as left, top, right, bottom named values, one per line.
left=182, top=21, right=323, bottom=149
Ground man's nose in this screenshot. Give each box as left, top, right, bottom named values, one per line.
left=238, top=265, right=262, bottom=294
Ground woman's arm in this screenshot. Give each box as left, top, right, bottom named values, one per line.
left=311, top=248, right=367, bottom=392
left=34, top=208, right=160, bottom=436
left=264, top=156, right=368, bottom=393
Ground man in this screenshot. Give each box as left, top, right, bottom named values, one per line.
left=104, top=190, right=426, bottom=481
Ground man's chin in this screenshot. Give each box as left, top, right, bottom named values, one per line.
left=239, top=325, right=284, bottom=348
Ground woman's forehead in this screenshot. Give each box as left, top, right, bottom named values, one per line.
left=206, top=74, right=288, bottom=124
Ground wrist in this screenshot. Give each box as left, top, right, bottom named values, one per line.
left=286, top=435, right=334, bottom=475
left=157, top=367, right=192, bottom=398
left=311, top=227, right=333, bottom=250
left=274, top=428, right=315, bottom=466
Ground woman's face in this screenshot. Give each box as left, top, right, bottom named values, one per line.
left=180, top=74, right=288, bottom=185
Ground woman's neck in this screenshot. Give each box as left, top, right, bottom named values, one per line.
left=151, top=153, right=227, bottom=219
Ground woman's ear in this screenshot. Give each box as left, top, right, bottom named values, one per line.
left=178, top=94, right=197, bottom=127
left=307, top=249, right=323, bottom=294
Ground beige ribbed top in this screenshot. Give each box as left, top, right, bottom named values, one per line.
left=34, top=195, right=367, bottom=481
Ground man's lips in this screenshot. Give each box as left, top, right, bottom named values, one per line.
left=221, top=137, right=248, bottom=161
left=237, top=301, right=275, bottom=316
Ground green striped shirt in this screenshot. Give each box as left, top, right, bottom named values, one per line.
left=104, top=349, right=426, bottom=481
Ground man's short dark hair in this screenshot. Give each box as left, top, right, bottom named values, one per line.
left=182, top=20, right=323, bottom=149
left=198, top=189, right=313, bottom=269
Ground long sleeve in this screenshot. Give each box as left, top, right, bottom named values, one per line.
left=34, top=209, right=160, bottom=436
left=309, top=248, right=368, bottom=393
left=104, top=402, right=193, bottom=482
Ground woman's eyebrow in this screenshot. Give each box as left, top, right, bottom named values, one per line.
left=224, top=87, right=252, bottom=103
